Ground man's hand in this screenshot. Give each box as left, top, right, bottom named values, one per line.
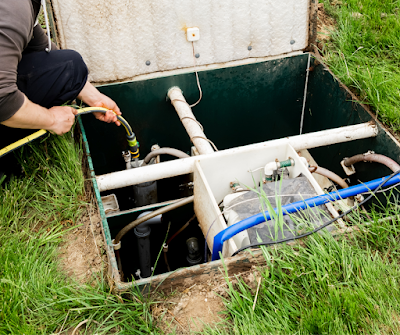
left=91, top=93, right=122, bottom=126
left=47, top=106, right=78, bottom=135
left=77, top=82, right=122, bottom=126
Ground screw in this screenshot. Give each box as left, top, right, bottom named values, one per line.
left=145, top=60, right=151, bottom=66
left=248, top=45, right=252, bottom=51
left=195, top=53, right=200, bottom=58
left=290, top=40, right=296, bottom=45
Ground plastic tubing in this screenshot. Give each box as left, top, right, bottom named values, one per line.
left=0, top=129, right=47, bottom=159
left=309, top=166, right=349, bottom=189
left=343, top=153, right=400, bottom=172
left=76, top=107, right=133, bottom=137
left=211, top=174, right=400, bottom=261
left=141, top=148, right=190, bottom=166
left=77, top=107, right=139, bottom=159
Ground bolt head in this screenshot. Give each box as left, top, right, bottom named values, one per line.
left=248, top=45, right=253, bottom=51
left=290, top=40, right=296, bottom=45
left=195, top=53, right=200, bottom=58
left=146, top=60, right=151, bottom=66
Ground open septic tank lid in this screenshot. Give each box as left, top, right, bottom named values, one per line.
left=50, top=0, right=317, bottom=84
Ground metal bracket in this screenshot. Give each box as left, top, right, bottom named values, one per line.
left=340, top=159, right=356, bottom=176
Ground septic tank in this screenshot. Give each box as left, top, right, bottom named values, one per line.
left=47, top=0, right=400, bottom=292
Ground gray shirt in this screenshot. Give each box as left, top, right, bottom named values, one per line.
left=0, top=0, right=49, bottom=122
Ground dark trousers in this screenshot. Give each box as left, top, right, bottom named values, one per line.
left=0, top=49, right=88, bottom=175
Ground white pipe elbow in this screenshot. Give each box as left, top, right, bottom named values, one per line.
left=264, top=161, right=279, bottom=181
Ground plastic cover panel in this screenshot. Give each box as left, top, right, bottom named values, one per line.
left=51, top=0, right=310, bottom=83
left=227, top=176, right=333, bottom=244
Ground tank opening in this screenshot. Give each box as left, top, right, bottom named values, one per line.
left=104, top=172, right=203, bottom=282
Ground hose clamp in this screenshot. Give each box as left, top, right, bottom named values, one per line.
left=309, top=166, right=318, bottom=173
left=112, top=239, right=121, bottom=250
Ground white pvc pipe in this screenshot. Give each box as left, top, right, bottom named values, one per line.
left=167, top=87, right=215, bottom=155
left=96, top=122, right=378, bottom=192
left=289, top=122, right=377, bottom=150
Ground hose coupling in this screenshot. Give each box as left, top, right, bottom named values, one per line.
left=127, top=134, right=140, bottom=159
left=230, top=182, right=243, bottom=192
left=163, top=243, right=169, bottom=253
left=112, top=239, right=121, bottom=250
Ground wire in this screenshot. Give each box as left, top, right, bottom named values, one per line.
left=360, top=181, right=400, bottom=194
left=231, top=169, right=400, bottom=257
left=189, top=42, right=202, bottom=108
left=169, top=43, right=218, bottom=152
left=190, top=136, right=219, bottom=152
left=41, top=0, right=52, bottom=53
left=179, top=116, right=204, bottom=131
left=299, top=53, right=311, bottom=135
left=166, top=214, right=196, bottom=246
left=170, top=102, right=219, bottom=152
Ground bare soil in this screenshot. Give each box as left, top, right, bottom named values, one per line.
left=317, top=3, right=336, bottom=51
left=152, top=268, right=262, bottom=334
left=58, top=205, right=106, bottom=284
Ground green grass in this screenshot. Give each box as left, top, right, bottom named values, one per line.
left=3, top=2, right=400, bottom=333
left=319, top=0, right=400, bottom=131
left=204, top=197, right=400, bottom=335
left=0, top=131, right=158, bottom=334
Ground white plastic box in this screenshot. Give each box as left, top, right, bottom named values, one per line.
left=193, top=141, right=336, bottom=258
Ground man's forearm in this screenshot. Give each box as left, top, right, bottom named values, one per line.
left=1, top=95, right=54, bottom=129
left=77, top=81, right=103, bottom=106
left=1, top=95, right=77, bottom=135
left=1, top=82, right=102, bottom=131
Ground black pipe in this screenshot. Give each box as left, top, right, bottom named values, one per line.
left=133, top=213, right=162, bottom=278
left=186, top=237, right=202, bottom=266
left=134, top=226, right=152, bottom=278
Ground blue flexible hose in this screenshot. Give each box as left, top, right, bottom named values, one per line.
left=211, top=174, right=400, bottom=260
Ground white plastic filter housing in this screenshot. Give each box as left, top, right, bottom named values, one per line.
left=50, top=0, right=311, bottom=83
left=193, top=142, right=331, bottom=257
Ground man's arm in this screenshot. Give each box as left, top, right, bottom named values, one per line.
left=1, top=81, right=122, bottom=135
left=1, top=95, right=77, bottom=135
left=0, top=1, right=34, bottom=124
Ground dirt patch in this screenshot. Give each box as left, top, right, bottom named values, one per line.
left=317, top=3, right=336, bottom=51
left=152, top=268, right=262, bottom=334
left=58, top=205, right=106, bottom=284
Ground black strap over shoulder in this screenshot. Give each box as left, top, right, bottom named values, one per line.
left=31, top=0, right=41, bottom=21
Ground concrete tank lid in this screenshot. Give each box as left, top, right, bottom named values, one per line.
left=48, top=0, right=318, bottom=85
